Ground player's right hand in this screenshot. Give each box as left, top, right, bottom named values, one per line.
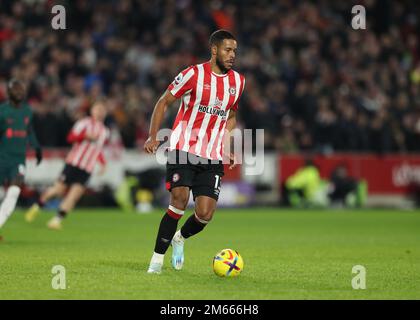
left=35, top=148, right=43, bottom=166
left=144, top=137, right=160, bottom=154
left=98, top=164, right=106, bottom=176
left=86, top=133, right=99, bottom=141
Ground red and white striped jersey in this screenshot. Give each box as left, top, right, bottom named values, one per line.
left=167, top=61, right=245, bottom=161
left=65, top=117, right=109, bottom=173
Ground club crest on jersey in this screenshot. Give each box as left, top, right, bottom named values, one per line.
left=172, top=173, right=180, bottom=183
left=174, top=73, right=183, bottom=85
left=229, top=87, right=236, bottom=96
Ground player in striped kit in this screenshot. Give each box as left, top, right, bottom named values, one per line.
left=25, top=100, right=109, bottom=230
left=145, top=30, right=245, bottom=273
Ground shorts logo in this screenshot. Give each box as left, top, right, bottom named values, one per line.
left=172, top=173, right=180, bottom=183
left=229, top=87, right=236, bottom=96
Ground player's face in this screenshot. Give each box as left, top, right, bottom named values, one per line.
left=215, top=39, right=237, bottom=72
left=8, top=81, right=26, bottom=104
left=91, top=103, right=107, bottom=122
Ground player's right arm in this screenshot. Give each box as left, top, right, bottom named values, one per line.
left=144, top=91, right=177, bottom=154
left=67, top=119, right=98, bottom=143
left=144, top=66, right=196, bottom=154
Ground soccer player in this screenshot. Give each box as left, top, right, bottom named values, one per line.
left=144, top=30, right=245, bottom=274
left=0, top=79, right=43, bottom=235
left=24, top=100, right=109, bottom=230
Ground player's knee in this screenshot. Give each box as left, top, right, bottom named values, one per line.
left=171, top=198, right=188, bottom=211
left=195, top=208, right=214, bottom=223
left=7, top=185, right=21, bottom=199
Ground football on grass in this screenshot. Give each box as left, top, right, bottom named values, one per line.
left=213, top=249, right=244, bottom=277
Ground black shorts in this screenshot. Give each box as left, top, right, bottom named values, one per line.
left=59, top=164, right=91, bottom=186
left=165, top=150, right=224, bottom=201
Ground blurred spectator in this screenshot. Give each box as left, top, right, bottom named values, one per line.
left=328, top=164, right=367, bottom=207
left=283, top=159, right=328, bottom=207
left=0, top=0, right=419, bottom=153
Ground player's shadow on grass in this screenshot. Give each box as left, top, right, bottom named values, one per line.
left=98, top=260, right=148, bottom=271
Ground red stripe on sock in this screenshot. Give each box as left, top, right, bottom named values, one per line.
left=167, top=209, right=182, bottom=220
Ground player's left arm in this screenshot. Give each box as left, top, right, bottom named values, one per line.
left=0, top=107, right=5, bottom=137
left=97, top=128, right=110, bottom=175
left=97, top=151, right=107, bottom=175
left=224, top=110, right=238, bottom=170
left=225, top=75, right=245, bottom=169
left=27, top=116, right=43, bottom=165
left=225, top=109, right=237, bottom=133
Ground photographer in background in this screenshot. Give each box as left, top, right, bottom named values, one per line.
left=328, top=164, right=367, bottom=208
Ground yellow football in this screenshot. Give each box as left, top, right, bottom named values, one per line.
left=212, top=249, right=244, bottom=277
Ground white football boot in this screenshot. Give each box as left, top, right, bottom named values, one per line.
left=171, top=230, right=185, bottom=270
left=47, top=216, right=62, bottom=230
left=147, top=253, right=164, bottom=274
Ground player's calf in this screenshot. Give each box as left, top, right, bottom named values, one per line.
left=180, top=211, right=210, bottom=239
left=170, top=211, right=210, bottom=271
left=147, top=205, right=185, bottom=273
left=0, top=186, right=21, bottom=228
left=46, top=184, right=84, bottom=230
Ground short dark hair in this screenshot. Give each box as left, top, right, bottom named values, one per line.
left=209, top=30, right=236, bottom=47
left=7, top=78, right=24, bottom=90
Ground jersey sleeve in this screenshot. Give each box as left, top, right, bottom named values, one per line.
left=0, top=106, right=4, bottom=137
left=167, top=66, right=196, bottom=98
left=67, top=119, right=88, bottom=143
left=232, top=75, right=246, bottom=112
left=26, top=108, right=41, bottom=150
left=27, top=118, right=40, bottom=150
left=97, top=151, right=106, bottom=166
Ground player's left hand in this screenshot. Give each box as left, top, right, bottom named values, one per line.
left=98, top=165, right=106, bottom=176
left=144, top=136, right=160, bottom=154
left=228, top=152, right=238, bottom=170
left=35, top=148, right=43, bottom=165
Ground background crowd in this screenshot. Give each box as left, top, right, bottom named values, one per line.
left=1, top=0, right=419, bottom=154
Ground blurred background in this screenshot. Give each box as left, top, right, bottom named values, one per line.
left=1, top=0, right=420, bottom=211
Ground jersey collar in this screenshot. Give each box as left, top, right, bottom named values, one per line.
left=204, top=61, right=232, bottom=77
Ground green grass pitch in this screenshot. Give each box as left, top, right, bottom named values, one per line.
left=0, top=208, right=419, bottom=299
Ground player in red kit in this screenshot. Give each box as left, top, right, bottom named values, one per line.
left=144, top=30, right=245, bottom=274
left=25, top=100, right=109, bottom=230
